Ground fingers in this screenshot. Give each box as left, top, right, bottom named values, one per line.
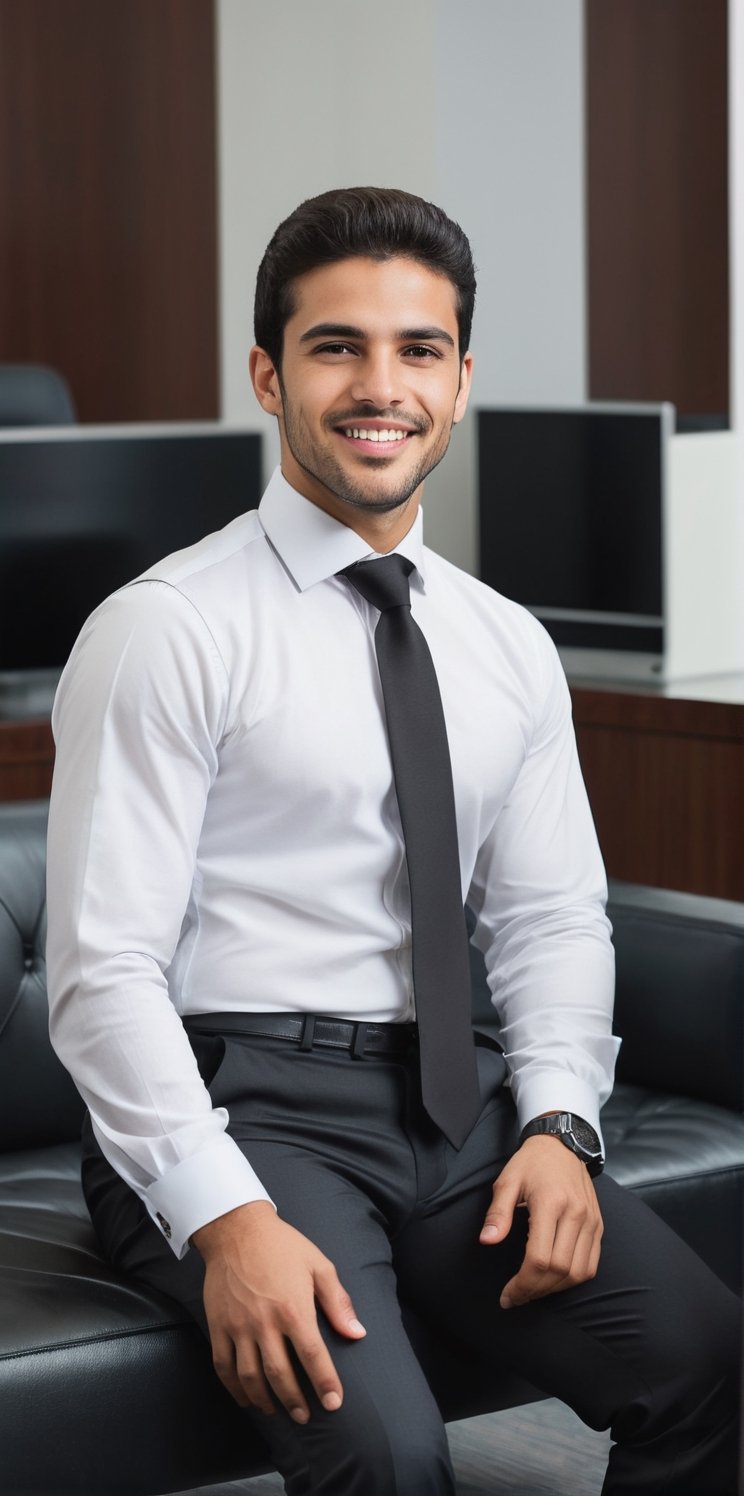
left=198, top=1205, right=367, bottom=1423
left=209, top=1323, right=254, bottom=1410
left=314, top=1259, right=367, bottom=1343
left=207, top=1285, right=353, bottom=1423
left=208, top=1295, right=345, bottom=1424
left=499, top=1171, right=603, bottom=1309
left=500, top=1200, right=601, bottom=1309
left=284, top=1310, right=346, bottom=1416
left=249, top=1321, right=336, bottom=1424
left=481, top=1137, right=603, bottom=1310
left=479, top=1172, right=520, bottom=1245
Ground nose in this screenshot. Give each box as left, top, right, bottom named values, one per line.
left=348, top=349, right=404, bottom=410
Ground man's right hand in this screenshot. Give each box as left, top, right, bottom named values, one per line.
left=191, top=1201, right=366, bottom=1423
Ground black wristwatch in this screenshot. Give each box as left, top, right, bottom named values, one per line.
left=519, top=1113, right=605, bottom=1177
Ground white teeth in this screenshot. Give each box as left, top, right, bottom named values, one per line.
left=343, top=428, right=408, bottom=442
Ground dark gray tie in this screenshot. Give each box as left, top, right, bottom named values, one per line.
left=340, top=553, right=480, bottom=1148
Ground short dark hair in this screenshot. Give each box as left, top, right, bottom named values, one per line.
left=254, top=186, right=476, bottom=367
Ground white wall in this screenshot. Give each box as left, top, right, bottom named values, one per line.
left=216, top=0, right=586, bottom=571
left=727, top=1, right=744, bottom=642
left=730, top=0, right=744, bottom=437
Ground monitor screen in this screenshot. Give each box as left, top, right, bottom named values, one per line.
left=0, top=425, right=263, bottom=692
left=478, top=406, right=671, bottom=654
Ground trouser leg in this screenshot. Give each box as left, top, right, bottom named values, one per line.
left=224, top=1144, right=456, bottom=1496
left=82, top=1039, right=461, bottom=1496
left=394, top=1123, right=741, bottom=1495
left=84, top=1133, right=456, bottom=1496
left=83, top=1032, right=740, bottom=1494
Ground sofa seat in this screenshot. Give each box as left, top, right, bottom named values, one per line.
left=601, top=1086, right=744, bottom=1292
left=1, top=799, right=742, bottom=1494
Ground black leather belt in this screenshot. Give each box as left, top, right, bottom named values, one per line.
left=185, top=1012, right=418, bottom=1060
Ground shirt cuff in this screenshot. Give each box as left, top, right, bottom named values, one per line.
left=144, top=1133, right=274, bottom=1259
left=512, top=1072, right=607, bottom=1154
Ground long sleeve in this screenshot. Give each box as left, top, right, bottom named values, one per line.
left=466, top=620, right=619, bottom=1140
left=46, top=581, right=273, bottom=1258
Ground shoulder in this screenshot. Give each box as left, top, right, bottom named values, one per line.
left=69, top=509, right=273, bottom=663
left=54, top=512, right=273, bottom=721
left=422, top=545, right=562, bottom=680
left=420, top=546, right=572, bottom=755
left=138, top=508, right=266, bottom=594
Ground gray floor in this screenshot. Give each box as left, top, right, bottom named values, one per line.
left=184, top=1398, right=612, bottom=1495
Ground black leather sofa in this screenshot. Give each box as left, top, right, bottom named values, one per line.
left=1, top=798, right=743, bottom=1495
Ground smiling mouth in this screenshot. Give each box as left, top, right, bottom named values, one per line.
left=343, top=426, right=408, bottom=441
left=336, top=425, right=415, bottom=451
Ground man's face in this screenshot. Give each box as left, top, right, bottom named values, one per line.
left=251, top=256, right=472, bottom=534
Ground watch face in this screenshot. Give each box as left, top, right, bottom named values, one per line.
left=570, top=1118, right=601, bottom=1153
left=522, top=1114, right=604, bottom=1175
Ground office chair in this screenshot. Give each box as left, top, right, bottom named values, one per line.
left=0, top=363, right=76, bottom=426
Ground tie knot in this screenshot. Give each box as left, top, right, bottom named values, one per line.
left=340, top=553, right=414, bottom=613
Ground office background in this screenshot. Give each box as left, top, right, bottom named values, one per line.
left=0, top=0, right=741, bottom=574
left=1, top=0, right=743, bottom=898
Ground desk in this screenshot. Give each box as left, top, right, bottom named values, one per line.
left=2, top=677, right=743, bottom=902
left=570, top=674, right=744, bottom=901
left=0, top=717, right=55, bottom=802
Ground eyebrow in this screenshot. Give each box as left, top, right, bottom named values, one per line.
left=298, top=322, right=456, bottom=349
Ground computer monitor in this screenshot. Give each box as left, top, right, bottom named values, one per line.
left=478, top=403, right=675, bottom=678
left=0, top=423, right=263, bottom=715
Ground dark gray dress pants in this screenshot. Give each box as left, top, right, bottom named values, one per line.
left=82, top=1027, right=740, bottom=1495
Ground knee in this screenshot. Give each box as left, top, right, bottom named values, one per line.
left=669, top=1279, right=739, bottom=1402
left=262, top=1383, right=455, bottom=1496
left=383, top=1420, right=453, bottom=1495
left=615, top=1274, right=740, bottom=1446
left=333, top=1402, right=454, bottom=1496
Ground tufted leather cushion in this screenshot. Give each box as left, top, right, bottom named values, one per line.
left=610, top=882, right=744, bottom=1110
left=0, top=801, right=85, bottom=1147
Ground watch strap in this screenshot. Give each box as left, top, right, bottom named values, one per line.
left=519, top=1112, right=604, bottom=1177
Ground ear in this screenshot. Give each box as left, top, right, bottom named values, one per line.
left=250, top=346, right=283, bottom=416
left=453, top=351, right=473, bottom=425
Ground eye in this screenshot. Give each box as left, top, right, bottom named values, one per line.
left=312, top=342, right=358, bottom=356
left=403, top=345, right=441, bottom=361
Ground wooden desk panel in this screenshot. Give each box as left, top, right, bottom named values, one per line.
left=571, top=683, right=744, bottom=901
left=0, top=718, right=54, bottom=802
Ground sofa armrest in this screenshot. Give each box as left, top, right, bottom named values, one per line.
left=608, top=881, right=744, bottom=1113
left=0, top=799, right=86, bottom=1149
left=468, top=883, right=744, bottom=1116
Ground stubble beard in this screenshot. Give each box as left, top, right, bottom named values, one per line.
left=280, top=398, right=454, bottom=515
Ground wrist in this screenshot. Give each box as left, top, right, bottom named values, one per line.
left=190, top=1199, right=276, bottom=1259
left=518, top=1112, right=604, bottom=1177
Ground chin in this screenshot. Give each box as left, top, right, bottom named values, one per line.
left=336, top=484, right=418, bottom=514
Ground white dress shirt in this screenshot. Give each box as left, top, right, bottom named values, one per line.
left=47, top=467, right=618, bottom=1258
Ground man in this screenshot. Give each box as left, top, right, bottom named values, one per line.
left=47, top=187, right=738, bottom=1494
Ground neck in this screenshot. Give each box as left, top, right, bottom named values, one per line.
left=281, top=466, right=423, bottom=552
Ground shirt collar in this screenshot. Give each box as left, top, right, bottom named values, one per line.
left=257, top=467, right=427, bottom=594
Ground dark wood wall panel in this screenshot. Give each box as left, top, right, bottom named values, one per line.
left=0, top=0, right=218, bottom=422
left=586, top=0, right=729, bottom=417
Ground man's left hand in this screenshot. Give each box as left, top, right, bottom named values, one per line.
left=479, top=1136, right=603, bottom=1309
